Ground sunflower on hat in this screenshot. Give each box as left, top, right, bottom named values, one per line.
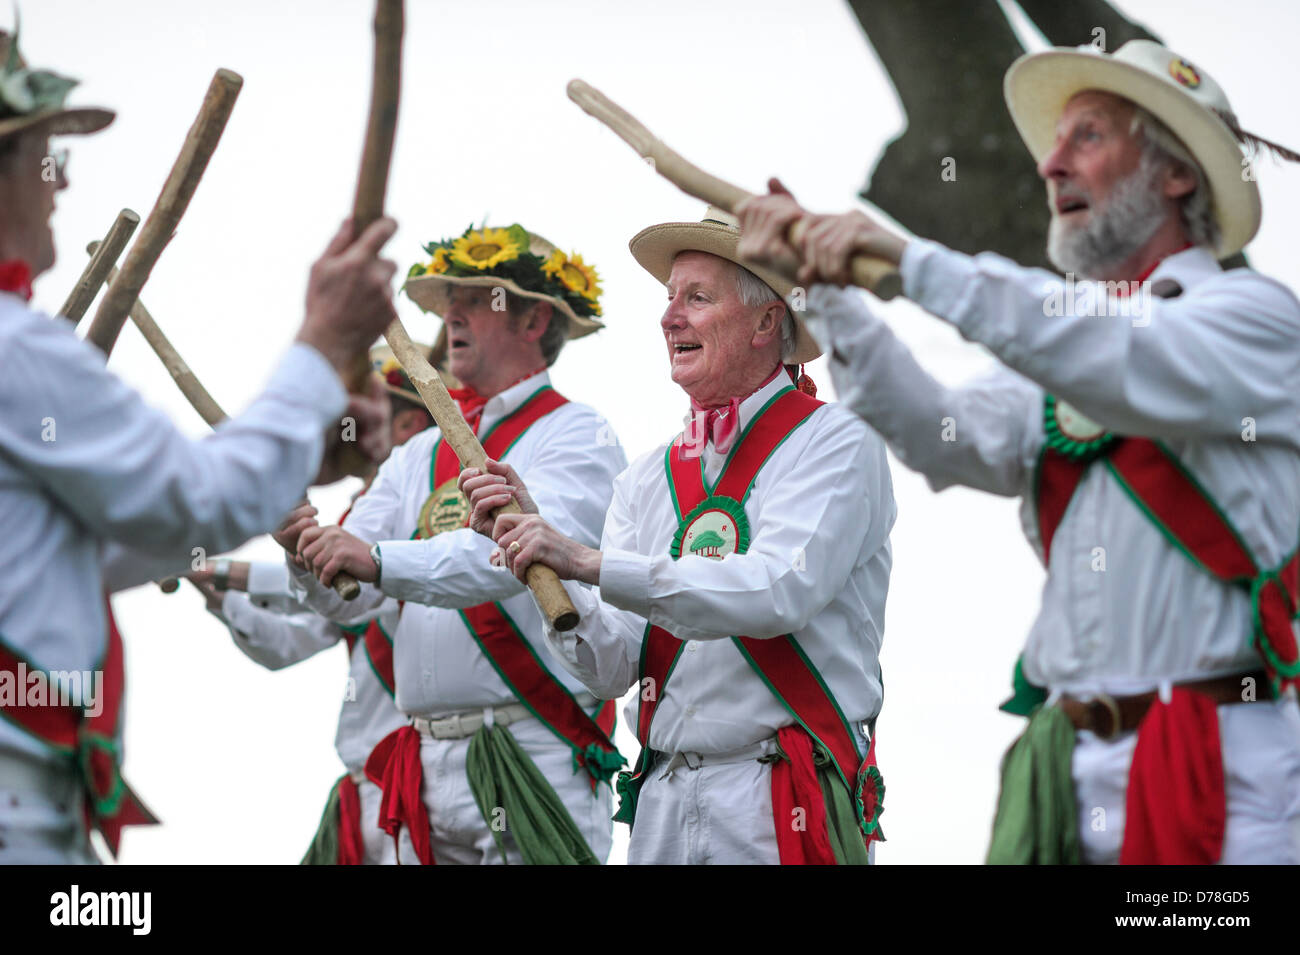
left=403, top=222, right=605, bottom=335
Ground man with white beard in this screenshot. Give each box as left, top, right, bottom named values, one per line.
left=737, top=40, right=1300, bottom=864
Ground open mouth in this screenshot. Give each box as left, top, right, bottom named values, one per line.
left=673, top=343, right=702, bottom=354
left=449, top=337, right=470, bottom=349
left=1056, top=198, right=1089, bottom=215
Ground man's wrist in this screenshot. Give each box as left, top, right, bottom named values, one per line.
left=212, top=558, right=232, bottom=591
left=576, top=545, right=602, bottom=586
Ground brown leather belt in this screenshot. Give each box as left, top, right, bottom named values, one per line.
left=1059, top=670, right=1272, bottom=741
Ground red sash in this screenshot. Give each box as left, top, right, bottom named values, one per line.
left=1035, top=397, right=1299, bottom=864
left=615, top=387, right=885, bottom=860
left=1035, top=413, right=1300, bottom=695
left=340, top=619, right=397, bottom=699
left=365, top=386, right=620, bottom=863
left=0, top=597, right=157, bottom=857
left=336, top=773, right=366, bottom=865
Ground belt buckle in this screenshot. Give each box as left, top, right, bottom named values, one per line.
left=1089, top=693, right=1123, bottom=740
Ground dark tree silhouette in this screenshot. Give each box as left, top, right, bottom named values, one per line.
left=845, top=1, right=1246, bottom=270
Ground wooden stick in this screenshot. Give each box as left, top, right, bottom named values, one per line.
left=91, top=247, right=228, bottom=428
left=60, top=210, right=139, bottom=325
left=85, top=69, right=243, bottom=354
left=384, top=320, right=581, bottom=632
left=566, top=79, right=901, bottom=297
left=327, top=0, right=406, bottom=485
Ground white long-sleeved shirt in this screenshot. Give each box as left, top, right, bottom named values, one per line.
left=0, top=293, right=347, bottom=763
left=291, top=371, right=627, bottom=717
left=216, top=562, right=404, bottom=774
left=803, top=242, right=1300, bottom=696
left=543, top=372, right=896, bottom=756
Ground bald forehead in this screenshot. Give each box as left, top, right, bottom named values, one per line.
left=667, top=250, right=737, bottom=294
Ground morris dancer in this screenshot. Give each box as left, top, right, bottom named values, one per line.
left=462, top=209, right=895, bottom=865
left=736, top=40, right=1300, bottom=863
left=0, top=31, right=398, bottom=862
left=280, top=224, right=627, bottom=864
left=191, top=346, right=436, bottom=864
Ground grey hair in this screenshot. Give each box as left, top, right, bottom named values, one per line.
left=732, top=262, right=796, bottom=363
left=1128, top=105, right=1220, bottom=251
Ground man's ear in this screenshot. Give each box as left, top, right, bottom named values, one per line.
left=751, top=301, right=786, bottom=349
left=1163, top=160, right=1197, bottom=201
left=519, top=301, right=553, bottom=344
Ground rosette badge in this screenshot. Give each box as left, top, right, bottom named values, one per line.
left=403, top=223, right=605, bottom=340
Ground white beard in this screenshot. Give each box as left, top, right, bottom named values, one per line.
left=1046, top=154, right=1167, bottom=278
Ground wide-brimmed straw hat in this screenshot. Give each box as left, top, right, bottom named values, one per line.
left=404, top=223, right=604, bottom=340
left=1004, top=39, right=1271, bottom=258
left=0, top=30, right=113, bottom=142
left=629, top=206, right=821, bottom=365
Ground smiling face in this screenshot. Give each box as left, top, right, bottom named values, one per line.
left=0, top=131, right=66, bottom=277
left=442, top=284, right=549, bottom=396
left=662, top=251, right=784, bottom=407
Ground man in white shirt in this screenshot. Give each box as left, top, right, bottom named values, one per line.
left=190, top=346, right=436, bottom=864
left=461, top=209, right=895, bottom=865
left=736, top=40, right=1300, bottom=863
left=278, top=224, right=627, bottom=864
left=0, top=33, right=401, bottom=862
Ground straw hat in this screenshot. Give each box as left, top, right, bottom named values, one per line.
left=1004, top=40, right=1265, bottom=258
left=0, top=30, right=113, bottom=142
left=629, top=206, right=821, bottom=364
left=404, top=223, right=604, bottom=339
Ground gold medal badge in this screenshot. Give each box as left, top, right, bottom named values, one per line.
left=417, top=477, right=471, bottom=539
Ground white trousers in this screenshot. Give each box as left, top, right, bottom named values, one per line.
left=629, top=747, right=782, bottom=865
left=1073, top=698, right=1300, bottom=864
left=0, top=749, right=97, bottom=864
left=356, top=775, right=384, bottom=865
left=380, top=716, right=612, bottom=865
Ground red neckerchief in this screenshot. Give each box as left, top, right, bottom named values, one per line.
left=0, top=260, right=33, bottom=301
left=447, top=366, right=547, bottom=434
left=682, top=364, right=786, bottom=461
left=1116, top=243, right=1194, bottom=297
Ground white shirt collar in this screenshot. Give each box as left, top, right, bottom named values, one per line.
left=1147, top=245, right=1221, bottom=294
left=477, top=369, right=552, bottom=435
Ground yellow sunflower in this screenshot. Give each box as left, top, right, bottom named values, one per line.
left=555, top=252, right=602, bottom=303
left=449, top=227, right=525, bottom=271
left=541, top=248, right=568, bottom=281
left=424, top=248, right=451, bottom=275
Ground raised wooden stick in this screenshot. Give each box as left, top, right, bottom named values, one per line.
left=85, top=69, right=243, bottom=354
left=327, top=0, right=406, bottom=484
left=384, top=322, right=581, bottom=631
left=92, top=247, right=227, bottom=428
left=60, top=210, right=139, bottom=325
left=566, top=79, right=900, bottom=297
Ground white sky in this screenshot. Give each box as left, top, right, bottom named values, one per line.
left=23, top=0, right=1300, bottom=864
